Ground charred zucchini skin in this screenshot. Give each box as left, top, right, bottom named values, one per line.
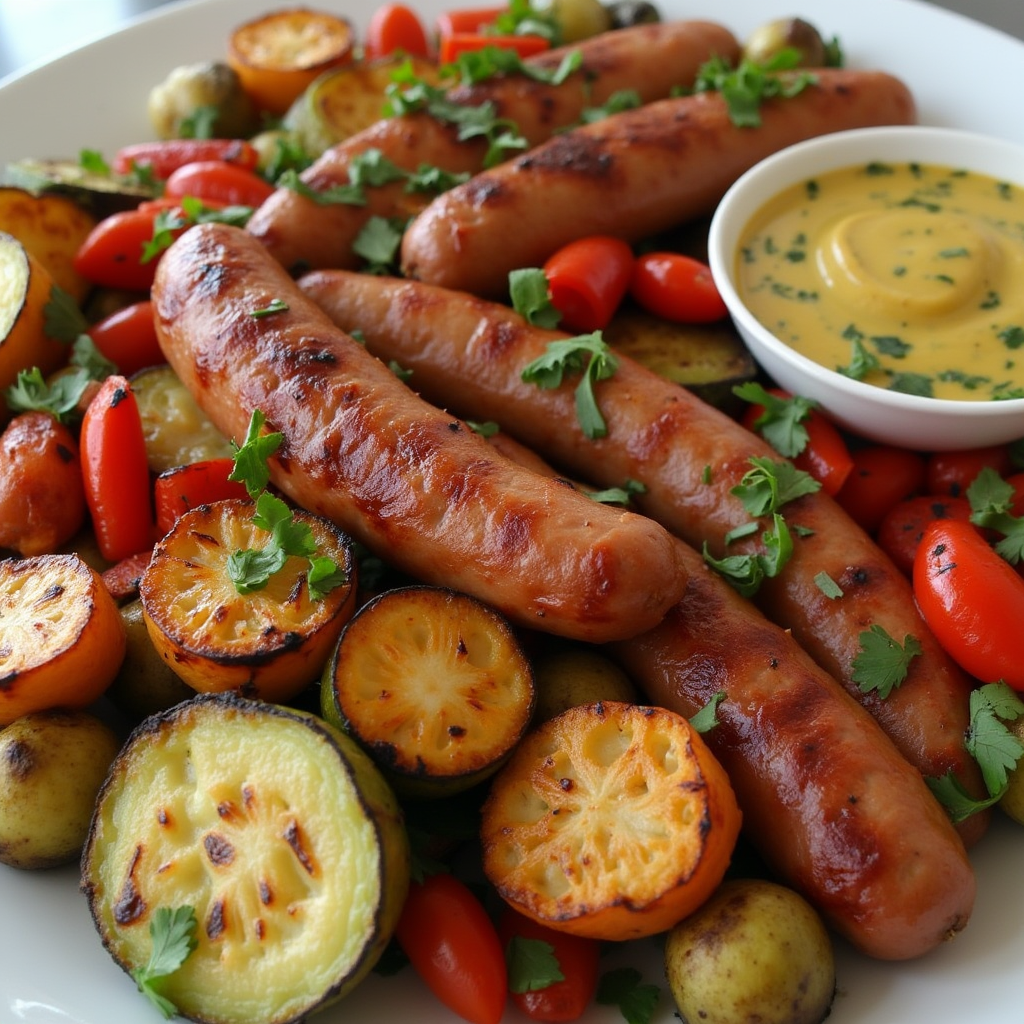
left=80, top=692, right=410, bottom=1024
left=1, top=159, right=160, bottom=218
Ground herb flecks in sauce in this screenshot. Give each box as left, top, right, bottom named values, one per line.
left=736, top=160, right=1024, bottom=401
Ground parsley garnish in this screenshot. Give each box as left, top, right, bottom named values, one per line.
left=966, top=466, right=1024, bottom=564
left=509, top=267, right=562, bottom=328
left=145, top=197, right=253, bottom=262
left=814, top=570, right=843, bottom=599
left=585, top=478, right=647, bottom=507
left=521, top=333, right=618, bottom=439
left=733, top=381, right=815, bottom=458
left=691, top=52, right=818, bottom=127
left=352, top=215, right=406, bottom=273
left=850, top=624, right=922, bottom=698
left=703, top=512, right=794, bottom=597
left=596, top=967, right=661, bottom=1024
left=250, top=299, right=289, bottom=318
left=131, top=905, right=198, bottom=1019
left=731, top=456, right=821, bottom=516
left=4, top=366, right=92, bottom=421
left=689, top=691, right=726, bottom=734
left=506, top=936, right=564, bottom=994
left=927, top=682, right=1024, bottom=822
left=226, top=410, right=346, bottom=600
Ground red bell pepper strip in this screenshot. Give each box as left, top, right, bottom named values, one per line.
left=87, top=300, right=166, bottom=377
left=79, top=374, right=156, bottom=563
left=435, top=5, right=507, bottom=37
left=113, top=138, right=260, bottom=178
left=439, top=32, right=550, bottom=64
left=154, top=457, right=250, bottom=537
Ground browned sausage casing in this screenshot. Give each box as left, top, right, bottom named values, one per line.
left=298, top=270, right=989, bottom=849
left=400, top=68, right=917, bottom=296
left=150, top=223, right=688, bottom=643
left=246, top=19, right=740, bottom=274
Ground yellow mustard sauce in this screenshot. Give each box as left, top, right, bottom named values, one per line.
left=735, top=160, right=1024, bottom=400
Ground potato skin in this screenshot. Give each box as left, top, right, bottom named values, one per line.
left=664, top=878, right=835, bottom=1024
left=0, top=709, right=121, bottom=869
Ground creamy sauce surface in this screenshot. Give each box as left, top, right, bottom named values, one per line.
left=736, top=160, right=1024, bottom=401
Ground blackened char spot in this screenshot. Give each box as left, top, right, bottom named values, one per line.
left=516, top=133, right=615, bottom=179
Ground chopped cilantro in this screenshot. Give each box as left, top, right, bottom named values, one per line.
left=505, top=935, right=564, bottom=994
left=850, top=624, right=922, bottom=698
left=691, top=52, right=818, bottom=127
left=703, top=512, right=794, bottom=597
left=814, top=571, right=843, bottom=599
left=131, top=906, right=197, bottom=1019
left=733, top=380, right=815, bottom=458
left=352, top=215, right=406, bottom=273
left=689, top=691, right=726, bottom=734
left=967, top=466, right=1024, bottom=564
left=596, top=966, right=661, bottom=1024
left=509, top=267, right=562, bottom=328
left=730, top=456, right=821, bottom=517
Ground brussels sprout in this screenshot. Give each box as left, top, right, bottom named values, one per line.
left=743, top=17, right=829, bottom=68
left=147, top=60, right=260, bottom=140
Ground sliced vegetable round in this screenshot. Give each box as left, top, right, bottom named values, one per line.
left=321, top=585, right=535, bottom=797
left=481, top=701, right=742, bottom=940
left=227, top=9, right=355, bottom=115
left=140, top=498, right=357, bottom=702
left=81, top=692, right=410, bottom=1024
left=0, top=553, right=127, bottom=725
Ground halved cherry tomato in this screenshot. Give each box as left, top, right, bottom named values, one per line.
left=913, top=517, right=1024, bottom=690
left=740, top=387, right=853, bottom=497
left=629, top=252, right=728, bottom=324
left=395, top=872, right=507, bottom=1024
left=435, top=6, right=506, bottom=36
left=87, top=300, right=165, bottom=378
left=365, top=3, right=431, bottom=59
left=72, top=208, right=168, bottom=292
left=154, top=458, right=249, bottom=537
left=543, top=235, right=634, bottom=333
left=439, top=32, right=550, bottom=64
left=113, top=139, right=259, bottom=178
left=876, top=494, right=974, bottom=577
left=925, top=445, right=1014, bottom=498
left=163, top=160, right=276, bottom=208
left=498, top=908, right=600, bottom=1022
left=834, top=444, right=928, bottom=534
left=79, top=374, right=156, bottom=563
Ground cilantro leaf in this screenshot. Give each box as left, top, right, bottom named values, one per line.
left=229, top=409, right=282, bottom=498
left=131, top=905, right=197, bottom=1019
left=3, top=366, right=92, bottom=421
left=692, top=53, right=818, bottom=127
left=43, top=284, right=90, bottom=343
left=702, top=513, right=794, bottom=597
left=731, top=456, right=821, bottom=517
left=966, top=682, right=1024, bottom=797
left=733, top=381, right=815, bottom=458
left=509, top=267, right=562, bottom=328
left=521, top=333, right=618, bottom=439
left=967, top=465, right=1024, bottom=564
left=689, top=691, right=726, bottom=734
left=505, top=936, right=564, bottom=994
left=352, top=215, right=405, bottom=273
left=850, top=624, right=922, bottom=698
left=814, top=570, right=843, bottom=599
left=596, top=967, right=661, bottom=1024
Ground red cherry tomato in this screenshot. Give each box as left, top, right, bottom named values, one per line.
left=834, top=444, right=928, bottom=534
left=154, top=458, right=250, bottom=537
left=395, top=873, right=507, bottom=1024
left=163, top=160, right=276, bottom=208
left=439, top=32, right=550, bottom=63
left=72, top=207, right=169, bottom=292
left=79, top=374, right=156, bottom=563
left=87, top=300, right=165, bottom=377
left=629, top=252, right=728, bottom=323
left=914, top=517, right=1024, bottom=689
left=543, top=235, right=635, bottom=333
left=925, top=445, right=1014, bottom=498
left=498, top=908, right=600, bottom=1022
left=113, top=138, right=259, bottom=178
left=876, top=494, right=974, bottom=577
left=740, top=387, right=853, bottom=497
left=365, top=3, right=431, bottom=59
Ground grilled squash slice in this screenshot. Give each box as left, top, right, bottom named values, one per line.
left=81, top=692, right=410, bottom=1024
left=0, top=552, right=126, bottom=725
left=321, top=586, right=535, bottom=798
left=481, top=701, right=742, bottom=941
left=139, top=498, right=357, bottom=702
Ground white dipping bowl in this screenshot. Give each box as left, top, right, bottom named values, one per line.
left=707, top=125, right=1024, bottom=451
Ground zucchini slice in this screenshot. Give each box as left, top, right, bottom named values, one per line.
left=321, top=586, right=535, bottom=798
left=1, top=158, right=160, bottom=218
left=81, top=692, right=410, bottom=1024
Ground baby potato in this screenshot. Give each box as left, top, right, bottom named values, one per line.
left=664, top=878, right=835, bottom=1024
left=0, top=708, right=121, bottom=869
left=532, top=644, right=640, bottom=721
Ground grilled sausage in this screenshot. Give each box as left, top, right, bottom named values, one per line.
left=399, top=68, right=917, bottom=296
left=150, top=223, right=688, bottom=643
left=297, top=269, right=989, bottom=848
left=246, top=19, right=740, bottom=273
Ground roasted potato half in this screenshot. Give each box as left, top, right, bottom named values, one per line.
left=81, top=692, right=410, bottom=1024
left=481, top=701, right=742, bottom=940
left=140, top=498, right=358, bottom=702
left=322, top=585, right=535, bottom=798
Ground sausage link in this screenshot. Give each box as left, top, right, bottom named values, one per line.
left=246, top=20, right=739, bottom=273
left=150, top=223, right=688, bottom=643
left=400, top=68, right=916, bottom=296
left=298, top=269, right=989, bottom=848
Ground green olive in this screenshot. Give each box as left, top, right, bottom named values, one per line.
left=605, top=0, right=661, bottom=30
left=535, top=0, right=613, bottom=43
left=743, top=17, right=828, bottom=68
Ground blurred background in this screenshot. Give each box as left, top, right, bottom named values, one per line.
left=1, top=0, right=1023, bottom=80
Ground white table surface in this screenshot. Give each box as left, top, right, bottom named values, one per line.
left=1, top=0, right=1022, bottom=81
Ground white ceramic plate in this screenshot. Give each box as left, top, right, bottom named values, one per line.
left=2, top=1, right=1023, bottom=1022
